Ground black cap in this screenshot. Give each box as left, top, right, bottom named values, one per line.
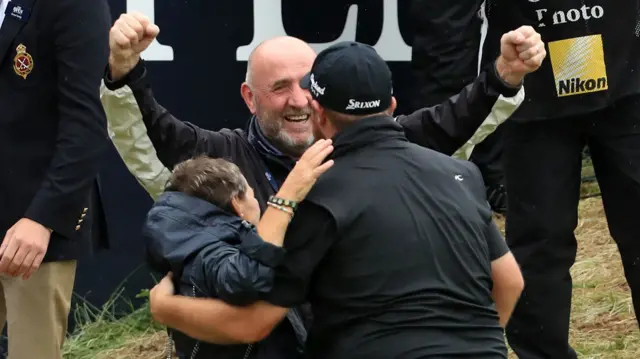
left=300, top=41, right=393, bottom=116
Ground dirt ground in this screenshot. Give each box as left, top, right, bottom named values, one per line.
left=98, top=198, right=639, bottom=359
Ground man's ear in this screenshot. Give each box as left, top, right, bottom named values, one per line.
left=389, top=96, right=398, bottom=115
left=311, top=100, right=327, bottom=126
left=230, top=196, right=243, bottom=218
left=310, top=99, right=322, bottom=117
left=241, top=83, right=256, bottom=114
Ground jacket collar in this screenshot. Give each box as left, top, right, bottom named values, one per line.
left=329, top=115, right=408, bottom=159
left=155, top=191, right=244, bottom=227
left=247, top=116, right=296, bottom=170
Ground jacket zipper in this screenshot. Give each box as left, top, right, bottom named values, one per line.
left=243, top=344, right=253, bottom=359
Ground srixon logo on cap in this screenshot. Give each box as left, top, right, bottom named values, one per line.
left=310, top=74, right=326, bottom=97
left=345, top=99, right=381, bottom=110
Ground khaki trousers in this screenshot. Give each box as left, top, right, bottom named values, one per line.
left=0, top=260, right=76, bottom=359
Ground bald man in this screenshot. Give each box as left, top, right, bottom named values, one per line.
left=102, top=12, right=544, bottom=357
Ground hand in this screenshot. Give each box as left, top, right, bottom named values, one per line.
left=149, top=272, right=175, bottom=324
left=0, top=218, right=52, bottom=280
left=108, top=12, right=160, bottom=81
left=278, top=139, right=335, bottom=202
left=496, top=25, right=547, bottom=86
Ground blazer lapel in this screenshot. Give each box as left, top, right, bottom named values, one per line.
left=0, top=0, right=37, bottom=64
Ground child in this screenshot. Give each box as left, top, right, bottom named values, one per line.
left=143, top=140, right=334, bottom=359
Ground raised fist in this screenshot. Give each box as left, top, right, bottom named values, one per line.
left=496, top=25, right=547, bottom=86
left=108, top=12, right=160, bottom=81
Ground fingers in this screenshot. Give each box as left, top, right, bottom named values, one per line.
left=524, top=50, right=547, bottom=68
left=21, top=250, right=39, bottom=280
left=310, top=141, right=334, bottom=165
left=515, top=25, right=536, bottom=39
left=7, top=245, right=28, bottom=277
left=516, top=32, right=543, bottom=56
left=300, top=139, right=332, bottom=162
left=515, top=32, right=542, bottom=53
left=518, top=42, right=543, bottom=61
left=156, top=273, right=176, bottom=295
left=312, top=159, right=335, bottom=177
left=145, top=24, right=161, bottom=38
left=501, top=30, right=525, bottom=46
left=0, top=238, right=18, bottom=275
left=129, top=11, right=151, bottom=29
left=501, top=26, right=537, bottom=47
left=110, top=13, right=156, bottom=50
left=0, top=228, right=13, bottom=258
left=110, top=21, right=138, bottom=49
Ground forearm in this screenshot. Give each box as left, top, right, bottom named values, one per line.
left=256, top=190, right=297, bottom=247
left=490, top=252, right=525, bottom=328
left=492, top=286, right=522, bottom=328
left=152, top=294, right=244, bottom=344
left=108, top=53, right=140, bottom=82
left=152, top=294, right=288, bottom=344
left=104, top=60, right=204, bottom=170
left=100, top=82, right=171, bottom=200
left=495, top=55, right=525, bottom=87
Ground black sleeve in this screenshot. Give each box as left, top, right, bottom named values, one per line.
left=486, top=220, right=509, bottom=261
left=396, top=61, right=522, bottom=156
left=461, top=160, right=510, bottom=261
left=263, top=202, right=338, bottom=307
left=199, top=229, right=286, bottom=306
left=24, top=0, right=111, bottom=238
left=104, top=60, right=230, bottom=170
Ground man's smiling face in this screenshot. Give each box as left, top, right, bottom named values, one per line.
left=243, top=37, right=317, bottom=157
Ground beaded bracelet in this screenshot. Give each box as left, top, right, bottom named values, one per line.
left=268, top=195, right=298, bottom=211
left=267, top=202, right=294, bottom=217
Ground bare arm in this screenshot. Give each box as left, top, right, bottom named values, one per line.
left=484, top=219, right=524, bottom=327
left=255, top=204, right=294, bottom=247
left=150, top=284, right=287, bottom=344
left=256, top=138, right=335, bottom=246
left=491, top=250, right=524, bottom=327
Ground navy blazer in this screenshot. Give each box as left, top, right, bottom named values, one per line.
left=0, top=0, right=111, bottom=262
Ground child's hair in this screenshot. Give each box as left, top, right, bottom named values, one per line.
left=165, top=156, right=248, bottom=212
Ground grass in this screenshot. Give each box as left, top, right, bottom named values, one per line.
left=498, top=197, right=640, bottom=358
left=61, top=160, right=640, bottom=358
left=62, top=289, right=167, bottom=359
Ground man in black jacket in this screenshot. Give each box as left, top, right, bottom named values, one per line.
left=410, top=0, right=508, bottom=213
left=482, top=1, right=640, bottom=358
left=0, top=0, right=111, bottom=357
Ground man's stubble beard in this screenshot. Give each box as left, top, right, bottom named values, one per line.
left=255, top=106, right=314, bottom=158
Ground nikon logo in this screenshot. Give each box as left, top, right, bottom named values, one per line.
left=548, top=35, right=608, bottom=98
left=557, top=77, right=607, bottom=96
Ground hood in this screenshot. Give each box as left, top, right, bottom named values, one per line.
left=142, top=191, right=256, bottom=277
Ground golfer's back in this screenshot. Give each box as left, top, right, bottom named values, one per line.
left=302, top=125, right=507, bottom=359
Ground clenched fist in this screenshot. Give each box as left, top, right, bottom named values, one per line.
left=496, top=25, right=547, bottom=86
left=108, top=12, right=160, bottom=81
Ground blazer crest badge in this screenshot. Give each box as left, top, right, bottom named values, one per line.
left=13, top=44, right=34, bottom=79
